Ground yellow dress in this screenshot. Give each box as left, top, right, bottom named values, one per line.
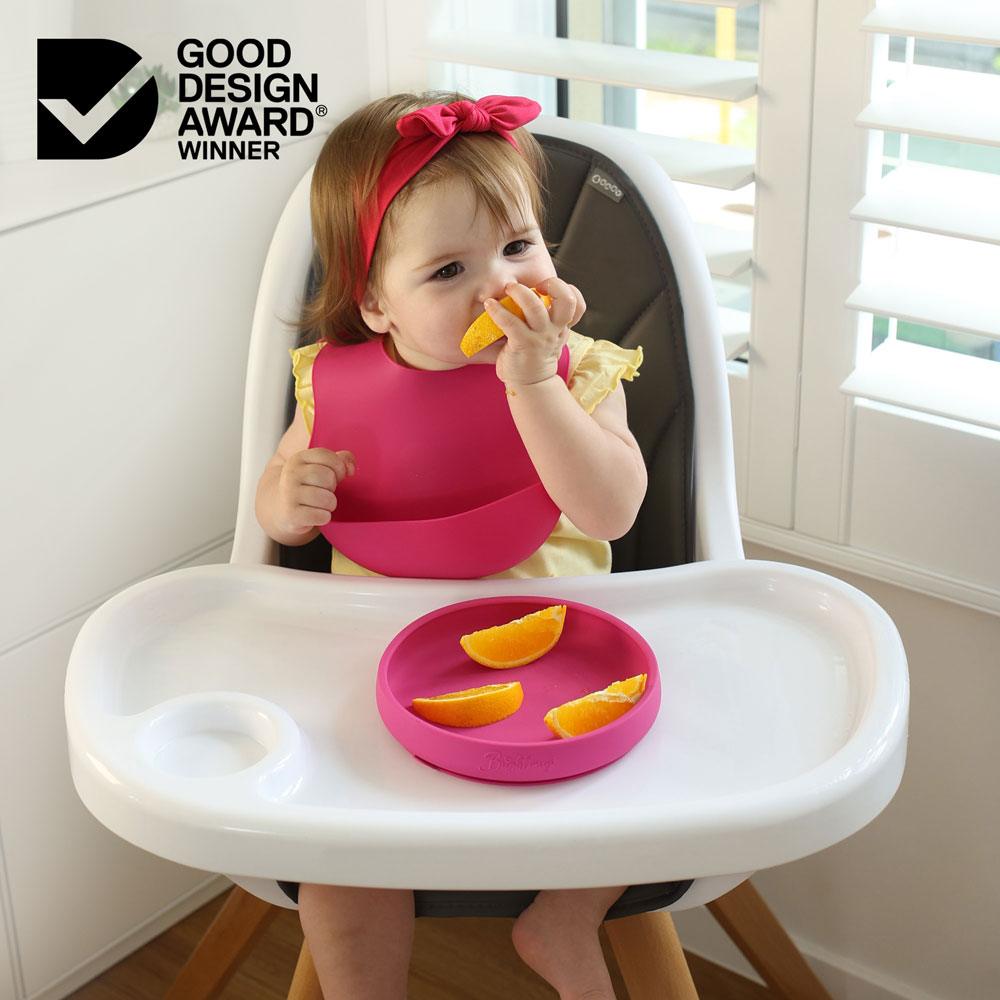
left=289, top=331, right=643, bottom=578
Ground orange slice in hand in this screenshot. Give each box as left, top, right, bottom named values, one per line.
left=460, top=604, right=567, bottom=669
left=411, top=681, right=524, bottom=728
left=543, top=674, right=647, bottom=739
left=459, top=289, right=554, bottom=357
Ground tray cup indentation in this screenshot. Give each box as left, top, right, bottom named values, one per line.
left=136, top=693, right=294, bottom=780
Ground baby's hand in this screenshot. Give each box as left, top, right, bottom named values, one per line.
left=489, top=277, right=587, bottom=387
left=275, top=448, right=356, bottom=535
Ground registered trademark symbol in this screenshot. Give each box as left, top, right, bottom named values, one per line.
left=316, top=105, right=327, bottom=116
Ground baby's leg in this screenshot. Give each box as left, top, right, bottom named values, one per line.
left=511, top=885, right=628, bottom=1000
left=297, top=883, right=415, bottom=1000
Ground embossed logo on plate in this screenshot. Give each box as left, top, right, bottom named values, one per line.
left=480, top=751, right=556, bottom=776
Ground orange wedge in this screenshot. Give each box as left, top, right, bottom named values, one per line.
left=460, top=289, right=554, bottom=357
left=411, top=681, right=524, bottom=728
left=543, top=674, right=647, bottom=739
left=460, top=604, right=567, bottom=668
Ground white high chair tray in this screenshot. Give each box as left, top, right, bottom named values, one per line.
left=65, top=559, right=907, bottom=890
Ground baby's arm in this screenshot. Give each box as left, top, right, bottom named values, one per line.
left=490, top=279, right=646, bottom=540
left=255, top=402, right=356, bottom=547
left=507, top=378, right=646, bottom=541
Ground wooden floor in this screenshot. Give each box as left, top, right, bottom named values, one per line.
left=69, top=889, right=771, bottom=999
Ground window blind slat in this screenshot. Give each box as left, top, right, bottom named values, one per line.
left=674, top=0, right=757, bottom=7
left=857, top=67, right=1000, bottom=149
left=694, top=222, right=753, bottom=278
left=849, top=163, right=1000, bottom=246
left=841, top=339, right=1000, bottom=432
left=599, top=123, right=754, bottom=189
left=718, top=305, right=751, bottom=359
left=861, top=0, right=1000, bottom=47
left=846, top=270, right=1000, bottom=343
left=418, top=30, right=758, bottom=102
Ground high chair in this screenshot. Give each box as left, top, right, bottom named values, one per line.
left=65, top=114, right=909, bottom=999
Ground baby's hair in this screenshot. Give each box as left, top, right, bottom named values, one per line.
left=284, top=90, right=557, bottom=347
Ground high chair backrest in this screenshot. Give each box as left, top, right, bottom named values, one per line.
left=232, top=115, right=742, bottom=571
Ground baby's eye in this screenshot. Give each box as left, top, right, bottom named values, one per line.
left=433, top=262, right=461, bottom=281
left=505, top=239, right=533, bottom=256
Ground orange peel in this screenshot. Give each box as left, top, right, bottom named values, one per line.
left=411, top=681, right=524, bottom=728
left=460, top=289, right=553, bottom=357
left=460, top=604, right=567, bottom=669
left=543, top=674, right=647, bottom=738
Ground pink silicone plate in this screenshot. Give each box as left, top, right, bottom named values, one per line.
left=375, top=595, right=660, bottom=783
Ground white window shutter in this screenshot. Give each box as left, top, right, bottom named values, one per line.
left=860, top=0, right=1000, bottom=47
left=784, top=0, right=1000, bottom=609
left=417, top=30, right=758, bottom=103
left=841, top=0, right=1000, bottom=432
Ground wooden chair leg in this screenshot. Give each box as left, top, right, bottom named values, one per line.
left=706, top=879, right=832, bottom=1000
left=287, top=939, right=325, bottom=1000
left=603, top=910, right=699, bottom=999
left=165, top=886, right=280, bottom=1000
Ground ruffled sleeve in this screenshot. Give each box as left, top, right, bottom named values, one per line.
left=289, top=342, right=324, bottom=435
left=566, top=330, right=644, bottom=415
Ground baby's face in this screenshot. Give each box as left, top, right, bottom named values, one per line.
left=361, top=177, right=557, bottom=371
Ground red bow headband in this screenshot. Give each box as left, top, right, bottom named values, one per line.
left=354, top=94, right=542, bottom=304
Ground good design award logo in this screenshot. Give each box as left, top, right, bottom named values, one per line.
left=37, top=39, right=158, bottom=159
left=37, top=37, right=321, bottom=162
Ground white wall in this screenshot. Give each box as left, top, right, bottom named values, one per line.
left=674, top=542, right=1000, bottom=1000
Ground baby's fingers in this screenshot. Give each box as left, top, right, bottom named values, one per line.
left=299, top=447, right=356, bottom=482
left=292, top=504, right=333, bottom=534
left=298, top=484, right=337, bottom=513
left=294, top=502, right=336, bottom=528
left=566, top=283, right=586, bottom=326
left=333, top=449, right=357, bottom=478
left=535, top=277, right=585, bottom=328
left=549, top=292, right=575, bottom=332
left=504, top=281, right=550, bottom=330
left=483, top=296, right=526, bottom=339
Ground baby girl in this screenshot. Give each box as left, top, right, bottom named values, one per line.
left=255, top=91, right=647, bottom=999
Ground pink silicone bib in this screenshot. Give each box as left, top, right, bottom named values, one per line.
left=309, top=338, right=570, bottom=578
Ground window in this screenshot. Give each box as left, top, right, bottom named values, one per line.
left=377, top=0, right=1000, bottom=611
left=637, top=1, right=758, bottom=363
left=793, top=0, right=1000, bottom=612
left=842, top=6, right=1000, bottom=429
left=562, top=1, right=760, bottom=363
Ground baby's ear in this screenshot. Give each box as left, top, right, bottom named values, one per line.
left=358, top=287, right=390, bottom=334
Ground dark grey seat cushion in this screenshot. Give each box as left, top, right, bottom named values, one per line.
left=276, top=877, right=694, bottom=920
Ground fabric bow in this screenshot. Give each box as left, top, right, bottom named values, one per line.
left=396, top=95, right=541, bottom=141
